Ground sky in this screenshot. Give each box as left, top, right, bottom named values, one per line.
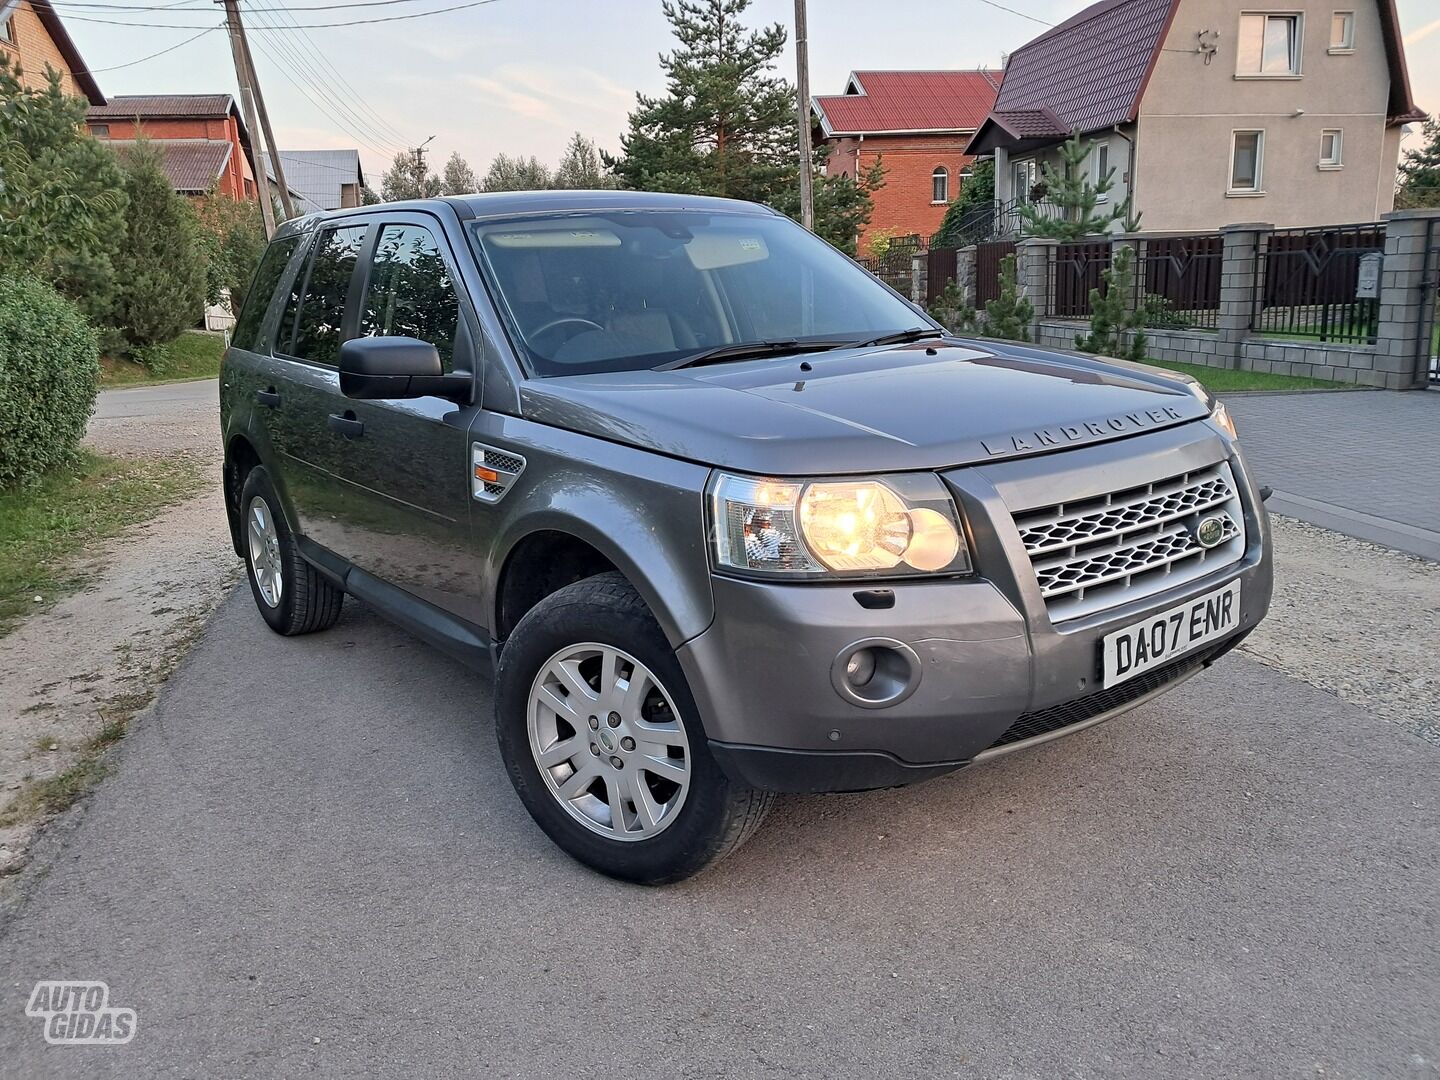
left=62, top=0, right=1440, bottom=186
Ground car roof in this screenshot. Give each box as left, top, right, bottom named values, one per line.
left=274, top=190, right=780, bottom=238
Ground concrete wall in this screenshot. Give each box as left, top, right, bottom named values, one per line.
left=1134, top=0, right=1401, bottom=230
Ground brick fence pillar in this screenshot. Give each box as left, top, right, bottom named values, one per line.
left=1374, top=208, right=1440, bottom=390
left=1216, top=222, right=1271, bottom=370
left=1017, top=237, right=1055, bottom=338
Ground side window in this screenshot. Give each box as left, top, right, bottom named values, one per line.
left=289, top=224, right=367, bottom=366
left=232, top=236, right=299, bottom=351
left=356, top=224, right=460, bottom=368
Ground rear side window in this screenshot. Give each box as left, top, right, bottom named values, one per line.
left=357, top=225, right=460, bottom=368
left=231, top=236, right=299, bottom=351
left=286, top=224, right=368, bottom=366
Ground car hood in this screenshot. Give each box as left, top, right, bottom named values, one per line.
left=517, top=339, right=1211, bottom=476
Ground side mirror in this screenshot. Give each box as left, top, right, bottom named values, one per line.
left=339, top=336, right=469, bottom=401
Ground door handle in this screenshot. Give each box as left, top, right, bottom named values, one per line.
left=327, top=411, right=365, bottom=439
left=254, top=387, right=281, bottom=409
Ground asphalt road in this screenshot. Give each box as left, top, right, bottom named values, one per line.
left=0, top=590, right=1436, bottom=1079
left=92, top=378, right=219, bottom=421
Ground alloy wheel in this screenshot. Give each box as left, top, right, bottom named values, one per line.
left=246, top=495, right=284, bottom=609
left=527, top=643, right=691, bottom=842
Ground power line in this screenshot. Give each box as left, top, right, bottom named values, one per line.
left=71, top=22, right=223, bottom=73
left=55, top=0, right=501, bottom=27
left=257, top=2, right=412, bottom=147
left=975, top=0, right=1053, bottom=27
left=244, top=29, right=401, bottom=160
left=245, top=9, right=405, bottom=156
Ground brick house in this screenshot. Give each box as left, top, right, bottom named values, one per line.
left=0, top=0, right=104, bottom=105
left=966, top=0, right=1425, bottom=232
left=86, top=94, right=260, bottom=202
left=811, top=70, right=1001, bottom=255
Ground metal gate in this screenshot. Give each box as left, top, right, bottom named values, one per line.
left=1419, top=218, right=1440, bottom=387
left=975, top=239, right=1017, bottom=306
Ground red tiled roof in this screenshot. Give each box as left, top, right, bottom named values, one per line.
left=812, top=70, right=1001, bottom=135
left=87, top=94, right=236, bottom=120
left=108, top=139, right=233, bottom=193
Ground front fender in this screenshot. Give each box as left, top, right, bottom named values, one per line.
left=477, top=414, right=717, bottom=648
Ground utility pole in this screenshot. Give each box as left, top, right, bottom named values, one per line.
left=235, top=7, right=295, bottom=221
left=793, top=0, right=814, bottom=231
left=219, top=0, right=276, bottom=237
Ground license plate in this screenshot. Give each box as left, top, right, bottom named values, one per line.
left=1101, top=580, right=1241, bottom=688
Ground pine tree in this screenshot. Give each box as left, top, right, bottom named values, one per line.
left=441, top=151, right=479, bottom=196
left=983, top=254, right=1034, bottom=341
left=608, top=0, right=794, bottom=202
left=1074, top=246, right=1147, bottom=361
left=0, top=57, right=126, bottom=324
left=553, top=133, right=615, bottom=189
left=1397, top=115, right=1440, bottom=209
left=1020, top=133, right=1135, bottom=240
left=482, top=153, right=552, bottom=191
left=106, top=142, right=209, bottom=355
left=381, top=149, right=441, bottom=201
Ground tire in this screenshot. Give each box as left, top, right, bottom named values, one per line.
left=495, top=572, right=773, bottom=885
left=239, top=465, right=344, bottom=636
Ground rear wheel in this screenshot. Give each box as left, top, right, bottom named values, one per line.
left=240, top=466, right=344, bottom=636
left=495, top=573, right=772, bottom=884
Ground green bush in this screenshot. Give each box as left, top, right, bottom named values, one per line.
left=0, top=277, right=100, bottom=488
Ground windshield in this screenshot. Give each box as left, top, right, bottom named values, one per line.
left=469, top=210, right=929, bottom=376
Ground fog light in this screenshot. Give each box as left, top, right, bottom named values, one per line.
left=845, top=648, right=877, bottom=687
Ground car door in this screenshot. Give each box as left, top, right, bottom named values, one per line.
left=262, top=219, right=372, bottom=552
left=324, top=213, right=486, bottom=621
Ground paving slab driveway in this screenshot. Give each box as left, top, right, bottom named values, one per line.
left=1, top=592, right=1436, bottom=1079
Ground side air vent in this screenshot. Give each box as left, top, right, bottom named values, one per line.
left=472, top=443, right=525, bottom=503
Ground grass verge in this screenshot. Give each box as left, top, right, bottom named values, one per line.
left=100, top=330, right=226, bottom=388
left=0, top=449, right=206, bottom=637
left=1140, top=357, right=1351, bottom=392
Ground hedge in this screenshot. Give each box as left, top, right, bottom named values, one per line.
left=0, top=276, right=100, bottom=488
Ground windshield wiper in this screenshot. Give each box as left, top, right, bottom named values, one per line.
left=655, top=338, right=851, bottom=371
left=851, top=327, right=946, bottom=349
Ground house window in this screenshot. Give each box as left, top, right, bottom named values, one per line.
left=1329, top=11, right=1354, bottom=50
left=1092, top=141, right=1111, bottom=198
left=1229, top=130, right=1265, bottom=193
left=0, top=16, right=13, bottom=44
left=1237, top=13, right=1302, bottom=76
left=1319, top=129, right=1343, bottom=167
left=89, top=124, right=110, bottom=138
left=931, top=166, right=949, bottom=204
left=1012, top=160, right=1034, bottom=204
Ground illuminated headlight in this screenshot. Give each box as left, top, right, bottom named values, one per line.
left=708, top=472, right=971, bottom=578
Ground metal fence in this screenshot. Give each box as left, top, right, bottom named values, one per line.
left=1134, top=234, right=1223, bottom=331
left=976, top=239, right=1017, bottom=306
left=858, top=235, right=922, bottom=296
left=925, top=246, right=958, bottom=305
left=1254, top=223, right=1385, bottom=344
left=1050, top=240, right=1111, bottom=318
left=1421, top=219, right=1440, bottom=385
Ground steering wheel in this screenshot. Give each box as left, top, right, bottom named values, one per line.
left=529, top=316, right=605, bottom=350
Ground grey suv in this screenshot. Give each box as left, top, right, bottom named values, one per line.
left=220, top=192, right=1272, bottom=884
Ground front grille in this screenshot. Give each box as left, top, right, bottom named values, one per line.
left=1013, top=462, right=1246, bottom=622
left=985, top=641, right=1225, bottom=751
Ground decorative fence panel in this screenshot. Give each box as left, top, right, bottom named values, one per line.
left=926, top=246, right=958, bottom=305
left=1050, top=240, right=1111, bottom=318
left=976, top=240, right=1017, bottom=306
left=1254, top=224, right=1385, bottom=344
left=1135, top=234, right=1223, bottom=330
left=859, top=235, right=923, bottom=296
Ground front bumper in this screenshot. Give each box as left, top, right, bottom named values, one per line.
left=678, top=421, right=1273, bottom=793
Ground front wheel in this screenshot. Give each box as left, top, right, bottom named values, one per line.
left=495, top=573, right=773, bottom=885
